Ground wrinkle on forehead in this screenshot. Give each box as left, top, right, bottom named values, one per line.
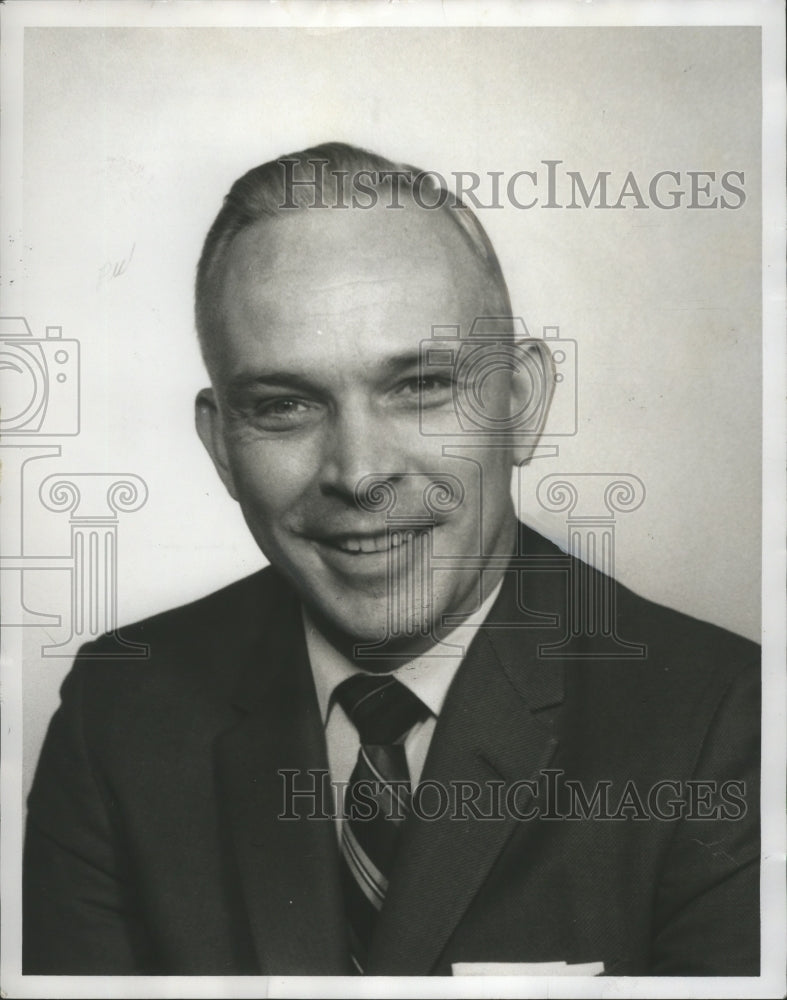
left=207, top=201, right=507, bottom=386
left=221, top=199, right=490, bottom=312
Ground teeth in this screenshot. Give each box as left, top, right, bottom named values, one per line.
left=334, top=532, right=410, bottom=554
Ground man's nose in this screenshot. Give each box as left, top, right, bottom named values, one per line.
left=318, top=408, right=406, bottom=502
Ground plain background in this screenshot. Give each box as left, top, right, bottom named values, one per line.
left=8, top=25, right=761, bottom=796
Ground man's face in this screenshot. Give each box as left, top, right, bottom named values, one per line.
left=197, top=200, right=535, bottom=657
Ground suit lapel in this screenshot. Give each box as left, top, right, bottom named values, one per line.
left=214, top=580, right=350, bottom=975
left=367, top=542, right=566, bottom=975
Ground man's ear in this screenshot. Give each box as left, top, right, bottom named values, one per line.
left=195, top=388, right=239, bottom=501
left=509, top=339, right=555, bottom=466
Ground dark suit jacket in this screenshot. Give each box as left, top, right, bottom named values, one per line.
left=23, top=524, right=760, bottom=976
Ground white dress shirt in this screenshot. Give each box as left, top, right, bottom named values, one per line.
left=303, top=582, right=502, bottom=831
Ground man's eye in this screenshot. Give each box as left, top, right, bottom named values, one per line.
left=253, top=398, right=316, bottom=429
left=264, top=399, right=304, bottom=415
left=396, top=375, right=453, bottom=398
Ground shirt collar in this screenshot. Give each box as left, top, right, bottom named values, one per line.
left=303, top=580, right=503, bottom=725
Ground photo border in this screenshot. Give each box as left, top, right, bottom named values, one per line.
left=1, top=2, right=784, bottom=998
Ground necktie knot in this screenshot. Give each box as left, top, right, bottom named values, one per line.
left=333, top=673, right=430, bottom=746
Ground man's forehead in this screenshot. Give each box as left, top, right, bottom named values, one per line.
left=221, top=200, right=489, bottom=315
left=207, top=202, right=506, bottom=387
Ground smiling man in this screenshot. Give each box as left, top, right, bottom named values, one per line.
left=24, top=143, right=760, bottom=978
left=193, top=154, right=542, bottom=661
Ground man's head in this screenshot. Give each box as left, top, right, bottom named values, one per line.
left=195, top=143, right=552, bottom=661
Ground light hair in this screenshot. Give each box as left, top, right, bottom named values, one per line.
left=195, top=141, right=513, bottom=365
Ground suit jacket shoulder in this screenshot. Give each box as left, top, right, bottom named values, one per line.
left=24, top=528, right=760, bottom=976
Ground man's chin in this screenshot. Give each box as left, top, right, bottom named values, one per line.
left=307, top=600, right=397, bottom=646
left=302, top=594, right=440, bottom=664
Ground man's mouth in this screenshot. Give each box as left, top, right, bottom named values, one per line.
left=316, top=530, right=413, bottom=555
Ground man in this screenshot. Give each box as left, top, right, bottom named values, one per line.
left=23, top=143, right=759, bottom=977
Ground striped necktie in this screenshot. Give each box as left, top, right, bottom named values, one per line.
left=333, top=672, right=431, bottom=974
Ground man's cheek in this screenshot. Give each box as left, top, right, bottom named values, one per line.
left=229, top=443, right=309, bottom=508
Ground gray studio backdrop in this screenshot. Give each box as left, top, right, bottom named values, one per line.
left=11, top=26, right=761, bottom=796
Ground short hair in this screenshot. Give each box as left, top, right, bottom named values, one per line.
left=195, top=141, right=513, bottom=365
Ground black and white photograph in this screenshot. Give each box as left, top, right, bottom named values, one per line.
left=1, top=1, right=784, bottom=997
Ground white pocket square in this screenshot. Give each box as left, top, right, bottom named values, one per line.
left=452, top=960, right=605, bottom=976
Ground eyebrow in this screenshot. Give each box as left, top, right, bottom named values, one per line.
left=224, top=350, right=433, bottom=394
